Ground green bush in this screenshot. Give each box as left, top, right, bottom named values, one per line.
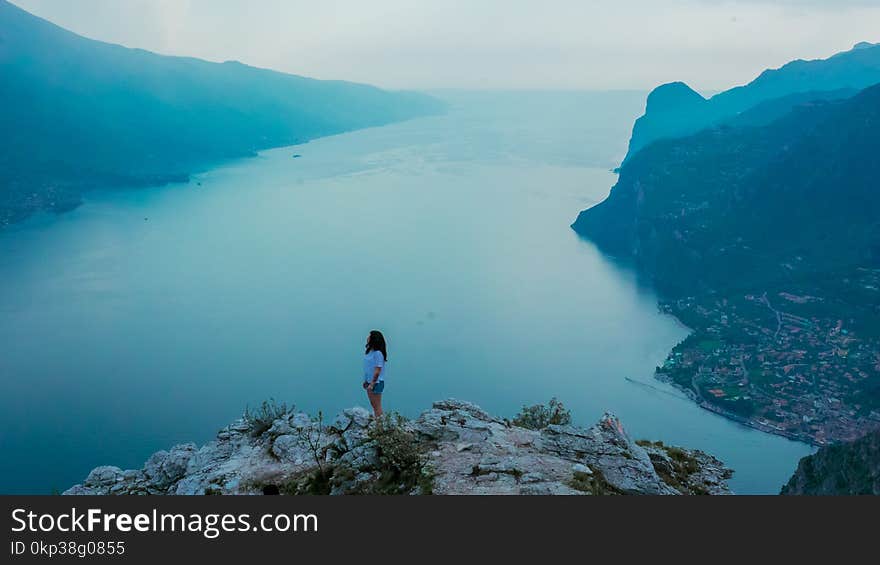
left=366, top=413, right=431, bottom=494
left=244, top=398, right=292, bottom=437
left=512, top=398, right=572, bottom=430
left=567, top=469, right=621, bottom=495
left=640, top=443, right=706, bottom=493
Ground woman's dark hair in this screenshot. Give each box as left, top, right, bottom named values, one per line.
left=365, top=330, right=387, bottom=361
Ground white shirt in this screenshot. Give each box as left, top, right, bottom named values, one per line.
left=363, top=350, right=386, bottom=383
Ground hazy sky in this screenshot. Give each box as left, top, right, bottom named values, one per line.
left=11, top=0, right=880, bottom=91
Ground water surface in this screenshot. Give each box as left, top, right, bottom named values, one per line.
left=0, top=91, right=812, bottom=494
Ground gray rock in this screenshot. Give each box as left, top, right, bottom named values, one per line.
left=62, top=484, right=97, bottom=495
left=271, top=434, right=310, bottom=465
left=336, top=443, right=380, bottom=470
left=65, top=398, right=732, bottom=496
left=84, top=466, right=124, bottom=488
left=344, top=407, right=372, bottom=429
left=572, top=463, right=593, bottom=475
left=266, top=419, right=293, bottom=437
left=542, top=414, right=677, bottom=495
left=143, top=444, right=197, bottom=489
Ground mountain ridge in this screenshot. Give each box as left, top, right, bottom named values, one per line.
left=0, top=0, right=444, bottom=225
left=623, top=41, right=880, bottom=164
left=572, top=77, right=880, bottom=446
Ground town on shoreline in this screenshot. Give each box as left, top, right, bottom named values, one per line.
left=654, top=267, right=880, bottom=446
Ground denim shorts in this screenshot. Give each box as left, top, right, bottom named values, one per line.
left=366, top=381, right=385, bottom=394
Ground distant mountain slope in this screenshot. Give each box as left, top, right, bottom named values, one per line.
left=623, top=42, right=880, bottom=163
left=782, top=430, right=880, bottom=495
left=572, top=82, right=880, bottom=445
left=573, top=83, right=880, bottom=297
left=0, top=0, right=444, bottom=225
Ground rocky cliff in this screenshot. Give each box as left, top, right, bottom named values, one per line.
left=573, top=82, right=880, bottom=298
left=64, top=400, right=732, bottom=496
left=572, top=80, right=880, bottom=445
left=782, top=430, right=880, bottom=495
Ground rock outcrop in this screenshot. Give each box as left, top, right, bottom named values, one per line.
left=781, top=430, right=880, bottom=495
left=65, top=399, right=732, bottom=496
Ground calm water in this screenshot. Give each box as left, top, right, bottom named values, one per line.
left=0, top=91, right=812, bottom=494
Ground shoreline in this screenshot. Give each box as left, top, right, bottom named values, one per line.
left=654, top=369, right=819, bottom=447
left=0, top=111, right=445, bottom=232
left=654, top=310, right=821, bottom=448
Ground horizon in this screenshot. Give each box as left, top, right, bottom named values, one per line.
left=9, top=0, right=880, bottom=92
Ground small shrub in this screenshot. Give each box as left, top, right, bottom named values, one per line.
left=367, top=413, right=430, bottom=494
left=471, top=465, right=523, bottom=479
left=296, top=410, right=327, bottom=475
left=244, top=398, right=292, bottom=437
left=567, top=469, right=621, bottom=495
left=417, top=466, right=436, bottom=495
left=636, top=439, right=664, bottom=448
left=641, top=443, right=706, bottom=494
left=512, top=398, right=572, bottom=430
left=298, top=468, right=333, bottom=495
left=247, top=470, right=332, bottom=496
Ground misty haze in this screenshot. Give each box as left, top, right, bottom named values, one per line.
left=1, top=0, right=879, bottom=498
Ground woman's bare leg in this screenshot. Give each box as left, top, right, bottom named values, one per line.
left=367, top=390, right=383, bottom=418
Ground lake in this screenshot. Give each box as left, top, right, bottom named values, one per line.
left=0, top=91, right=813, bottom=494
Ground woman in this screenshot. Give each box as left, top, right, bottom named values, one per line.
left=363, top=330, right=387, bottom=418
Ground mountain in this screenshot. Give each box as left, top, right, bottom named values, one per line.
left=63, top=399, right=732, bottom=495
left=0, top=0, right=444, bottom=225
left=623, top=42, right=880, bottom=164
left=574, top=83, right=880, bottom=298
left=782, top=430, right=880, bottom=495
left=572, top=81, right=880, bottom=445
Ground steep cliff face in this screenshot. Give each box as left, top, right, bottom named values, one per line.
left=626, top=82, right=709, bottom=164
left=64, top=400, right=732, bottom=496
left=782, top=430, right=880, bottom=495
left=622, top=42, right=880, bottom=163
left=573, top=76, right=880, bottom=448
left=573, top=82, right=880, bottom=297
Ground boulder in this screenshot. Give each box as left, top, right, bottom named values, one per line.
left=143, top=443, right=197, bottom=489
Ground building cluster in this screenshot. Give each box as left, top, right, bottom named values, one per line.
left=657, top=271, right=880, bottom=445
